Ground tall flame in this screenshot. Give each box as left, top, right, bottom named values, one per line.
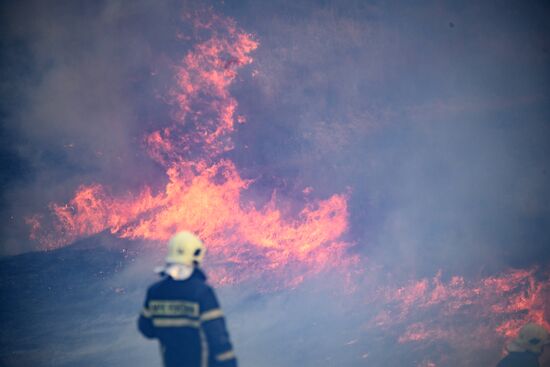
left=27, top=11, right=355, bottom=287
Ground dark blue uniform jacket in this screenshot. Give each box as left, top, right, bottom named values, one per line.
left=138, top=269, right=237, bottom=367
left=496, top=351, right=540, bottom=367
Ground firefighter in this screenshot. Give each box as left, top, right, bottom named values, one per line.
left=138, top=231, right=237, bottom=367
left=496, top=323, right=550, bottom=367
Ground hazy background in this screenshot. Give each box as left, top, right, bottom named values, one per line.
left=1, top=0, right=549, bottom=366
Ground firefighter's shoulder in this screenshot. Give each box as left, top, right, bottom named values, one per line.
left=145, top=277, right=171, bottom=297
left=187, top=268, right=212, bottom=293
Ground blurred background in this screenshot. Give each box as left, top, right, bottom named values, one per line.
left=1, top=1, right=549, bottom=366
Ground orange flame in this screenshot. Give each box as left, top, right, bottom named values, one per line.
left=27, top=11, right=355, bottom=287
left=373, top=269, right=550, bottom=345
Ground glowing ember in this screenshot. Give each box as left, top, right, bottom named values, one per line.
left=26, top=11, right=354, bottom=287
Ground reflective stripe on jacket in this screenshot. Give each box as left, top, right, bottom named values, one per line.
left=138, top=269, right=237, bottom=367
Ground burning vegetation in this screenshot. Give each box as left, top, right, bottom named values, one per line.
left=26, top=10, right=354, bottom=288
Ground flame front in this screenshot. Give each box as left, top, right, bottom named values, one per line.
left=27, top=11, right=354, bottom=287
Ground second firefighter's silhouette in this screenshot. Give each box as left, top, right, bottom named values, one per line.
left=138, top=231, right=237, bottom=367
left=496, top=323, right=550, bottom=367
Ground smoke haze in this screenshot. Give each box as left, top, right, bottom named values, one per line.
left=2, top=0, right=549, bottom=271
left=1, top=1, right=550, bottom=366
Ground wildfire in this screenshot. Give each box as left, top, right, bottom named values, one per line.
left=372, top=269, right=550, bottom=344
left=24, top=8, right=550, bottom=366
left=26, top=10, right=355, bottom=287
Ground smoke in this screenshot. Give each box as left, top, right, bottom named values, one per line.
left=1, top=1, right=550, bottom=366
left=2, top=0, right=549, bottom=270
left=225, top=0, right=550, bottom=276
left=0, top=0, right=186, bottom=254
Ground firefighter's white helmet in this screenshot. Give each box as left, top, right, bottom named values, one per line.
left=507, top=323, right=550, bottom=354
left=165, top=231, right=206, bottom=266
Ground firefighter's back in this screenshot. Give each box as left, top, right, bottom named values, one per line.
left=144, top=271, right=209, bottom=367
left=138, top=232, right=237, bottom=367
